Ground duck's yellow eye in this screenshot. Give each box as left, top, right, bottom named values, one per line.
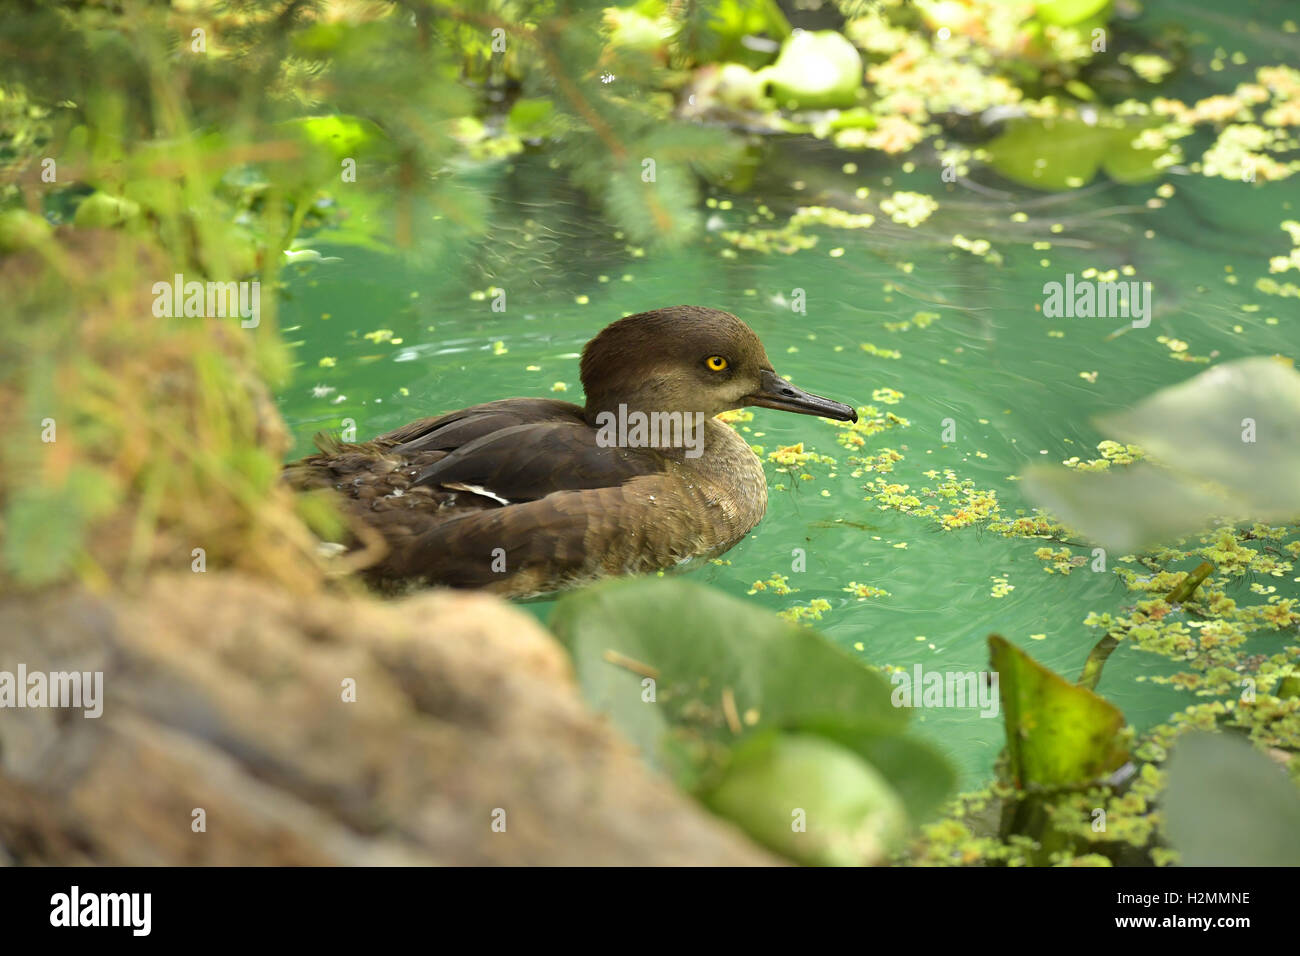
left=705, top=355, right=729, bottom=372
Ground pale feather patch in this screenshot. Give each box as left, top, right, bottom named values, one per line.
left=442, top=481, right=511, bottom=506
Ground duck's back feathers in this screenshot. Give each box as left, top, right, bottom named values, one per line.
left=410, top=421, right=658, bottom=503
left=283, top=397, right=694, bottom=596
left=284, top=398, right=592, bottom=495
left=382, top=398, right=584, bottom=453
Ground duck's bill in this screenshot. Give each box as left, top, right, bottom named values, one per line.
left=744, top=369, right=858, bottom=423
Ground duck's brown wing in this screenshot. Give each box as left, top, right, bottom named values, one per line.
left=366, top=474, right=701, bottom=596
left=284, top=398, right=683, bottom=594
left=378, top=398, right=586, bottom=453
left=410, top=421, right=658, bottom=502
left=282, top=398, right=587, bottom=496
left=366, top=421, right=674, bottom=590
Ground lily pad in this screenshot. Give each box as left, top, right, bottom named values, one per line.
left=1162, top=732, right=1300, bottom=866
left=989, top=635, right=1129, bottom=789
left=988, top=116, right=1163, bottom=190
left=551, top=578, right=901, bottom=780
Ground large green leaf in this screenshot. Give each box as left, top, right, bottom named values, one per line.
left=1022, top=462, right=1229, bottom=555
left=1099, top=357, right=1300, bottom=517
left=805, top=720, right=957, bottom=824
left=704, top=732, right=909, bottom=866
left=549, top=577, right=951, bottom=827
left=551, top=578, right=902, bottom=779
left=989, top=635, right=1129, bottom=788
left=1162, top=732, right=1300, bottom=866
left=1024, top=358, right=1300, bottom=552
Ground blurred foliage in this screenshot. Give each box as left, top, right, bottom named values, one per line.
left=0, top=229, right=329, bottom=592
left=1025, top=358, right=1300, bottom=553
left=1162, top=731, right=1300, bottom=866
left=0, top=0, right=756, bottom=262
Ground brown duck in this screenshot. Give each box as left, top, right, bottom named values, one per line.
left=284, top=306, right=857, bottom=598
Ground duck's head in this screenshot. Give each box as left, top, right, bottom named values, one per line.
left=579, top=305, right=858, bottom=424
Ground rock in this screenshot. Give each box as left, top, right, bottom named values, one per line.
left=0, top=574, right=775, bottom=865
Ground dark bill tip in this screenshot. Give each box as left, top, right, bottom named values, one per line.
left=744, top=369, right=858, bottom=423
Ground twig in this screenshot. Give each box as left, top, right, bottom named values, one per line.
left=1166, top=561, right=1214, bottom=605
left=1077, top=632, right=1121, bottom=691
left=602, top=649, right=659, bottom=679
left=721, top=687, right=742, bottom=735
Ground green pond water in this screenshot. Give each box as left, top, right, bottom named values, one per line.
left=277, top=1, right=1299, bottom=788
